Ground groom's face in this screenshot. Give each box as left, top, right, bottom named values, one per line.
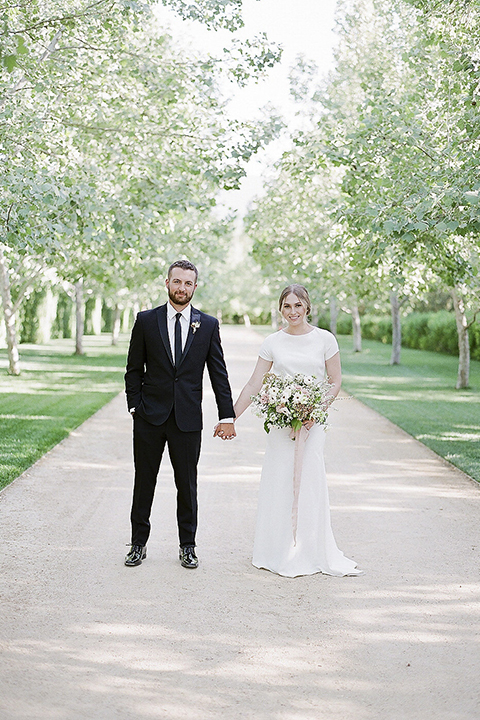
left=166, top=268, right=197, bottom=307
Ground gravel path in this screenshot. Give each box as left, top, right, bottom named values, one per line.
left=1, top=325, right=479, bottom=720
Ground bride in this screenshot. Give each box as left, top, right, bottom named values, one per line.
left=234, top=284, right=362, bottom=578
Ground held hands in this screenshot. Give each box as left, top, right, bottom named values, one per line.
left=213, top=422, right=236, bottom=440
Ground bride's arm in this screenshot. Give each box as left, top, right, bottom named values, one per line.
left=233, top=357, right=273, bottom=420
left=325, top=352, right=342, bottom=405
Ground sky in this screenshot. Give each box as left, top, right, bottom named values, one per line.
left=154, top=0, right=339, bottom=217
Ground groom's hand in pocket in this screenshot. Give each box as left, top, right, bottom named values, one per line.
left=213, top=422, right=236, bottom=440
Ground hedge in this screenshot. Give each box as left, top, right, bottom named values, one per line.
left=319, top=310, right=480, bottom=361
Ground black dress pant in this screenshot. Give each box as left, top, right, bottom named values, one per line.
left=130, top=411, right=201, bottom=548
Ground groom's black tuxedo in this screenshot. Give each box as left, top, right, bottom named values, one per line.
left=125, top=303, right=234, bottom=548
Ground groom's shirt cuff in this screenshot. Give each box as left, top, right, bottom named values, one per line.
left=219, top=418, right=234, bottom=423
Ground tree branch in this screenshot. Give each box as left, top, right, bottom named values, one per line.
left=12, top=266, right=45, bottom=315
left=1, top=29, right=63, bottom=106
left=5, top=203, right=14, bottom=232
left=60, top=119, right=200, bottom=141
left=466, top=308, right=480, bottom=330
left=1, top=0, right=114, bottom=36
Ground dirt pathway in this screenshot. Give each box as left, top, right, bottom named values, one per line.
left=1, top=325, right=479, bottom=720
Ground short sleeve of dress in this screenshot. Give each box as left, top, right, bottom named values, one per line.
left=258, top=333, right=275, bottom=361
left=323, top=330, right=340, bottom=361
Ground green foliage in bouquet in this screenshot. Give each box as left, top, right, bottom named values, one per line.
left=251, top=373, right=333, bottom=434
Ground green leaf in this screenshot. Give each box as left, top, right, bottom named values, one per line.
left=413, top=221, right=429, bottom=231
left=17, top=36, right=29, bottom=56
left=2, top=55, right=17, bottom=72
left=383, top=220, right=396, bottom=233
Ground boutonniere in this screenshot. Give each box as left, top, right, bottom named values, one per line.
left=191, top=320, right=201, bottom=334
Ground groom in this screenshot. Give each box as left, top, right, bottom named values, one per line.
left=124, top=260, right=236, bottom=569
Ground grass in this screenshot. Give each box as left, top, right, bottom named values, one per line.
left=337, top=336, right=480, bottom=483
left=0, top=334, right=129, bottom=490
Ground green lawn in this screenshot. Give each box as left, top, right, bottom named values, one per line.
left=337, top=336, right=480, bottom=482
left=0, top=335, right=129, bottom=490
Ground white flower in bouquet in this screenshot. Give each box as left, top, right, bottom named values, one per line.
left=251, top=372, right=334, bottom=434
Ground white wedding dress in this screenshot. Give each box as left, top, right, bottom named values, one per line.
left=252, top=328, right=361, bottom=578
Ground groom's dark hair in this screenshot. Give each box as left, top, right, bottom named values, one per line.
left=168, top=260, right=198, bottom=282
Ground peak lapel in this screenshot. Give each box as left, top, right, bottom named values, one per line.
left=179, top=308, right=201, bottom=367
left=156, top=304, right=174, bottom=366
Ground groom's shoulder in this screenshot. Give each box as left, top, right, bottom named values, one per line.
left=135, top=304, right=165, bottom=323
left=196, top=309, right=217, bottom=325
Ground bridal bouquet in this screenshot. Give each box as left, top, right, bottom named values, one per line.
left=251, top=372, right=334, bottom=434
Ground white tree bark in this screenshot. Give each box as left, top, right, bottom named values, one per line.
left=111, top=304, right=122, bottom=346
left=390, top=291, right=402, bottom=365
left=37, top=286, right=58, bottom=344
left=91, top=296, right=102, bottom=335
left=0, top=244, right=20, bottom=375
left=0, top=308, right=5, bottom=347
left=451, top=287, right=470, bottom=389
left=75, top=279, right=85, bottom=355
left=271, top=302, right=278, bottom=330
left=329, top=296, right=338, bottom=336
left=121, top=306, right=131, bottom=333
left=351, top=301, right=362, bottom=352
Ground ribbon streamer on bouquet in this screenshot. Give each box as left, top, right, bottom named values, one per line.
left=290, top=424, right=310, bottom=546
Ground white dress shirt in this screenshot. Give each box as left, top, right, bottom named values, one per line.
left=167, top=301, right=191, bottom=355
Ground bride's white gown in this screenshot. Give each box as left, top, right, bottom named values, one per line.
left=252, top=328, right=361, bottom=578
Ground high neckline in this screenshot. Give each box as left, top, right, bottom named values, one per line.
left=281, top=327, right=316, bottom=337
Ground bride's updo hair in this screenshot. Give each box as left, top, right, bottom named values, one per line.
left=279, top=284, right=312, bottom=315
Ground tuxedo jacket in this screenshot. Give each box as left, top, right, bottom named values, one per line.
left=124, top=303, right=234, bottom=432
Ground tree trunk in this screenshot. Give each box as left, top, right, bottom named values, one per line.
left=0, top=244, right=20, bottom=374
left=351, top=302, right=362, bottom=352
left=0, top=307, right=5, bottom=346
left=91, top=296, right=102, bottom=335
left=132, top=301, right=140, bottom=322
left=329, top=296, right=338, bottom=336
left=75, top=278, right=85, bottom=355
left=37, top=286, right=58, bottom=344
left=451, top=287, right=470, bottom=389
left=243, top=313, right=251, bottom=327
left=390, top=291, right=401, bottom=365
left=271, top=303, right=278, bottom=330
left=122, top=306, right=131, bottom=333
left=111, top=304, right=122, bottom=346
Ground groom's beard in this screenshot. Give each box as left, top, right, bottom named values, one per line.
left=168, top=287, right=194, bottom=307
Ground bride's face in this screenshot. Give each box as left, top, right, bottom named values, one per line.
left=281, top=293, right=308, bottom=327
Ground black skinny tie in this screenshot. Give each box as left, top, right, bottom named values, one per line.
left=174, top=313, right=182, bottom=367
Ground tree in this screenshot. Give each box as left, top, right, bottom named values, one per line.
left=0, top=0, right=282, bottom=372
left=314, top=0, right=480, bottom=385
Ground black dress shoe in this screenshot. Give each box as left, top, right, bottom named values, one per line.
left=179, top=546, right=198, bottom=569
left=125, top=544, right=146, bottom=566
